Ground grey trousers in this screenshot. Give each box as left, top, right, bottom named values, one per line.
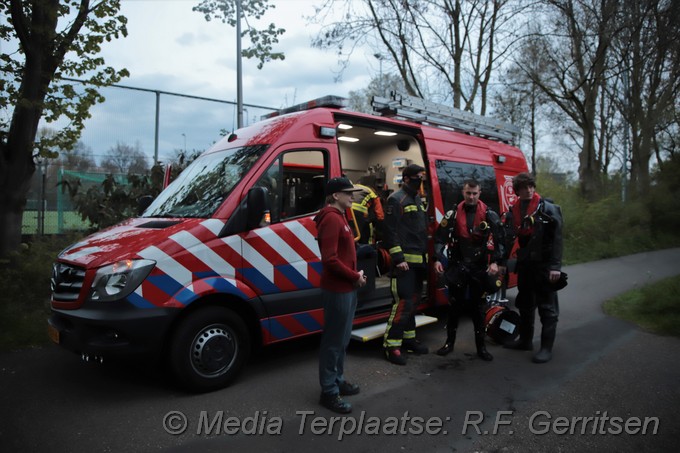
left=319, top=289, right=358, bottom=396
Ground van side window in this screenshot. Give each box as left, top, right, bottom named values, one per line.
left=254, top=150, right=327, bottom=223
left=435, top=160, right=500, bottom=213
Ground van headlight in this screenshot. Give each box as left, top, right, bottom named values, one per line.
left=90, top=259, right=156, bottom=302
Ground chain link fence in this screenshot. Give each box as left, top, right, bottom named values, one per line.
left=23, top=163, right=128, bottom=235
left=22, top=80, right=277, bottom=237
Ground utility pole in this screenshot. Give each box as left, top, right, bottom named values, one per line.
left=236, top=0, right=244, bottom=129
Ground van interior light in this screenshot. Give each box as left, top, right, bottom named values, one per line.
left=338, top=124, right=353, bottom=130
left=374, top=131, right=397, bottom=136
left=338, top=136, right=359, bottom=142
left=319, top=126, right=336, bottom=138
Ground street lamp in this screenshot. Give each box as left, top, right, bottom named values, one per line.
left=374, top=53, right=384, bottom=95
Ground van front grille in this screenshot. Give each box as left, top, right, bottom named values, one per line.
left=51, top=263, right=86, bottom=302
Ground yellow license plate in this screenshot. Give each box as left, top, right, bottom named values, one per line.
left=47, top=324, right=60, bottom=344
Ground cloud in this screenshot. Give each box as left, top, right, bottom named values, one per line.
left=57, top=1, right=378, bottom=164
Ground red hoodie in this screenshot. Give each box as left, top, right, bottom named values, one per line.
left=314, top=205, right=360, bottom=293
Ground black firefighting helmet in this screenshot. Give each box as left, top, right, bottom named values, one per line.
left=541, top=271, right=568, bottom=291
left=483, top=273, right=503, bottom=294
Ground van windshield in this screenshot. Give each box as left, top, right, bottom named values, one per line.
left=143, top=145, right=268, bottom=218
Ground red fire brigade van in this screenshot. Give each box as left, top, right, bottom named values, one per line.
left=48, top=92, right=528, bottom=392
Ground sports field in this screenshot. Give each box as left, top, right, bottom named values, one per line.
left=22, top=210, right=90, bottom=235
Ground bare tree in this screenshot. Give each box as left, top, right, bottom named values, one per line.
left=100, top=142, right=149, bottom=175
left=347, top=73, right=407, bottom=113
left=311, top=0, right=526, bottom=114
left=58, top=140, right=97, bottom=173
left=516, top=0, right=622, bottom=200
left=612, top=0, right=680, bottom=196
left=492, top=62, right=551, bottom=175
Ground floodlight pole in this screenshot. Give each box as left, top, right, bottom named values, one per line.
left=154, top=92, right=160, bottom=164
left=374, top=53, right=384, bottom=95
left=236, top=0, right=244, bottom=129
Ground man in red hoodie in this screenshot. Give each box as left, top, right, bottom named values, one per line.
left=315, top=176, right=367, bottom=414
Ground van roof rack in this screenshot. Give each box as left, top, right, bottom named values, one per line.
left=371, top=91, right=519, bottom=144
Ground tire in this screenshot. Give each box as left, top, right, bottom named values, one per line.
left=169, top=306, right=250, bottom=393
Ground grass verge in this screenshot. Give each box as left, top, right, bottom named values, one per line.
left=603, top=274, right=680, bottom=338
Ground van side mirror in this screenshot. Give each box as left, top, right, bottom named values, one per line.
left=221, top=186, right=271, bottom=236
left=137, top=195, right=154, bottom=215
left=246, top=186, right=271, bottom=230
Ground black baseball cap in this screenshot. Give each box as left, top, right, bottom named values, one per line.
left=403, top=163, right=425, bottom=178
left=325, top=177, right=363, bottom=196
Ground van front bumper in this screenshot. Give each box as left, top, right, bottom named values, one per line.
left=48, top=300, right=180, bottom=357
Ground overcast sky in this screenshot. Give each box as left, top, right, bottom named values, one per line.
left=64, top=0, right=379, bottom=164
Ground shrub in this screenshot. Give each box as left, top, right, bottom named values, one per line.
left=0, top=235, right=77, bottom=351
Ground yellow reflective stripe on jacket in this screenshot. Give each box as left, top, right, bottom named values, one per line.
left=352, top=203, right=369, bottom=214
left=361, top=193, right=375, bottom=205
left=403, top=253, right=425, bottom=263
left=389, top=246, right=402, bottom=255
left=355, top=184, right=377, bottom=204
left=403, top=205, right=418, bottom=213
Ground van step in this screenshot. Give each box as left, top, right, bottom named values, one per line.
left=350, top=315, right=439, bottom=343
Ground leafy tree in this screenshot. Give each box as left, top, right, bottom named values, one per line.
left=63, top=166, right=163, bottom=230
left=193, top=0, right=285, bottom=69
left=0, top=0, right=129, bottom=257
left=62, top=148, right=201, bottom=231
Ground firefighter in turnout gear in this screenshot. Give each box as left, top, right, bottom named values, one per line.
left=382, top=164, right=431, bottom=365
left=433, top=179, right=506, bottom=361
left=351, top=183, right=384, bottom=244
left=503, top=172, right=564, bottom=363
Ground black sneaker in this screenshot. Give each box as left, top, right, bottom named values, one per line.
left=320, top=393, right=352, bottom=414
left=402, top=340, right=428, bottom=355
left=435, top=343, right=454, bottom=356
left=338, top=381, right=360, bottom=396
left=385, top=347, right=407, bottom=365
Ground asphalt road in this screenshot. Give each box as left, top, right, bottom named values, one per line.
left=1, top=248, right=679, bottom=452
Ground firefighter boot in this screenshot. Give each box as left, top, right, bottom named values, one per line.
left=532, top=318, right=557, bottom=363
left=475, top=331, right=493, bottom=361
left=437, top=310, right=460, bottom=356
left=385, top=347, right=407, bottom=365
left=436, top=331, right=456, bottom=356
left=504, top=310, right=534, bottom=351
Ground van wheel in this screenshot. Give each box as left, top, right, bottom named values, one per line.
left=169, top=306, right=250, bottom=393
